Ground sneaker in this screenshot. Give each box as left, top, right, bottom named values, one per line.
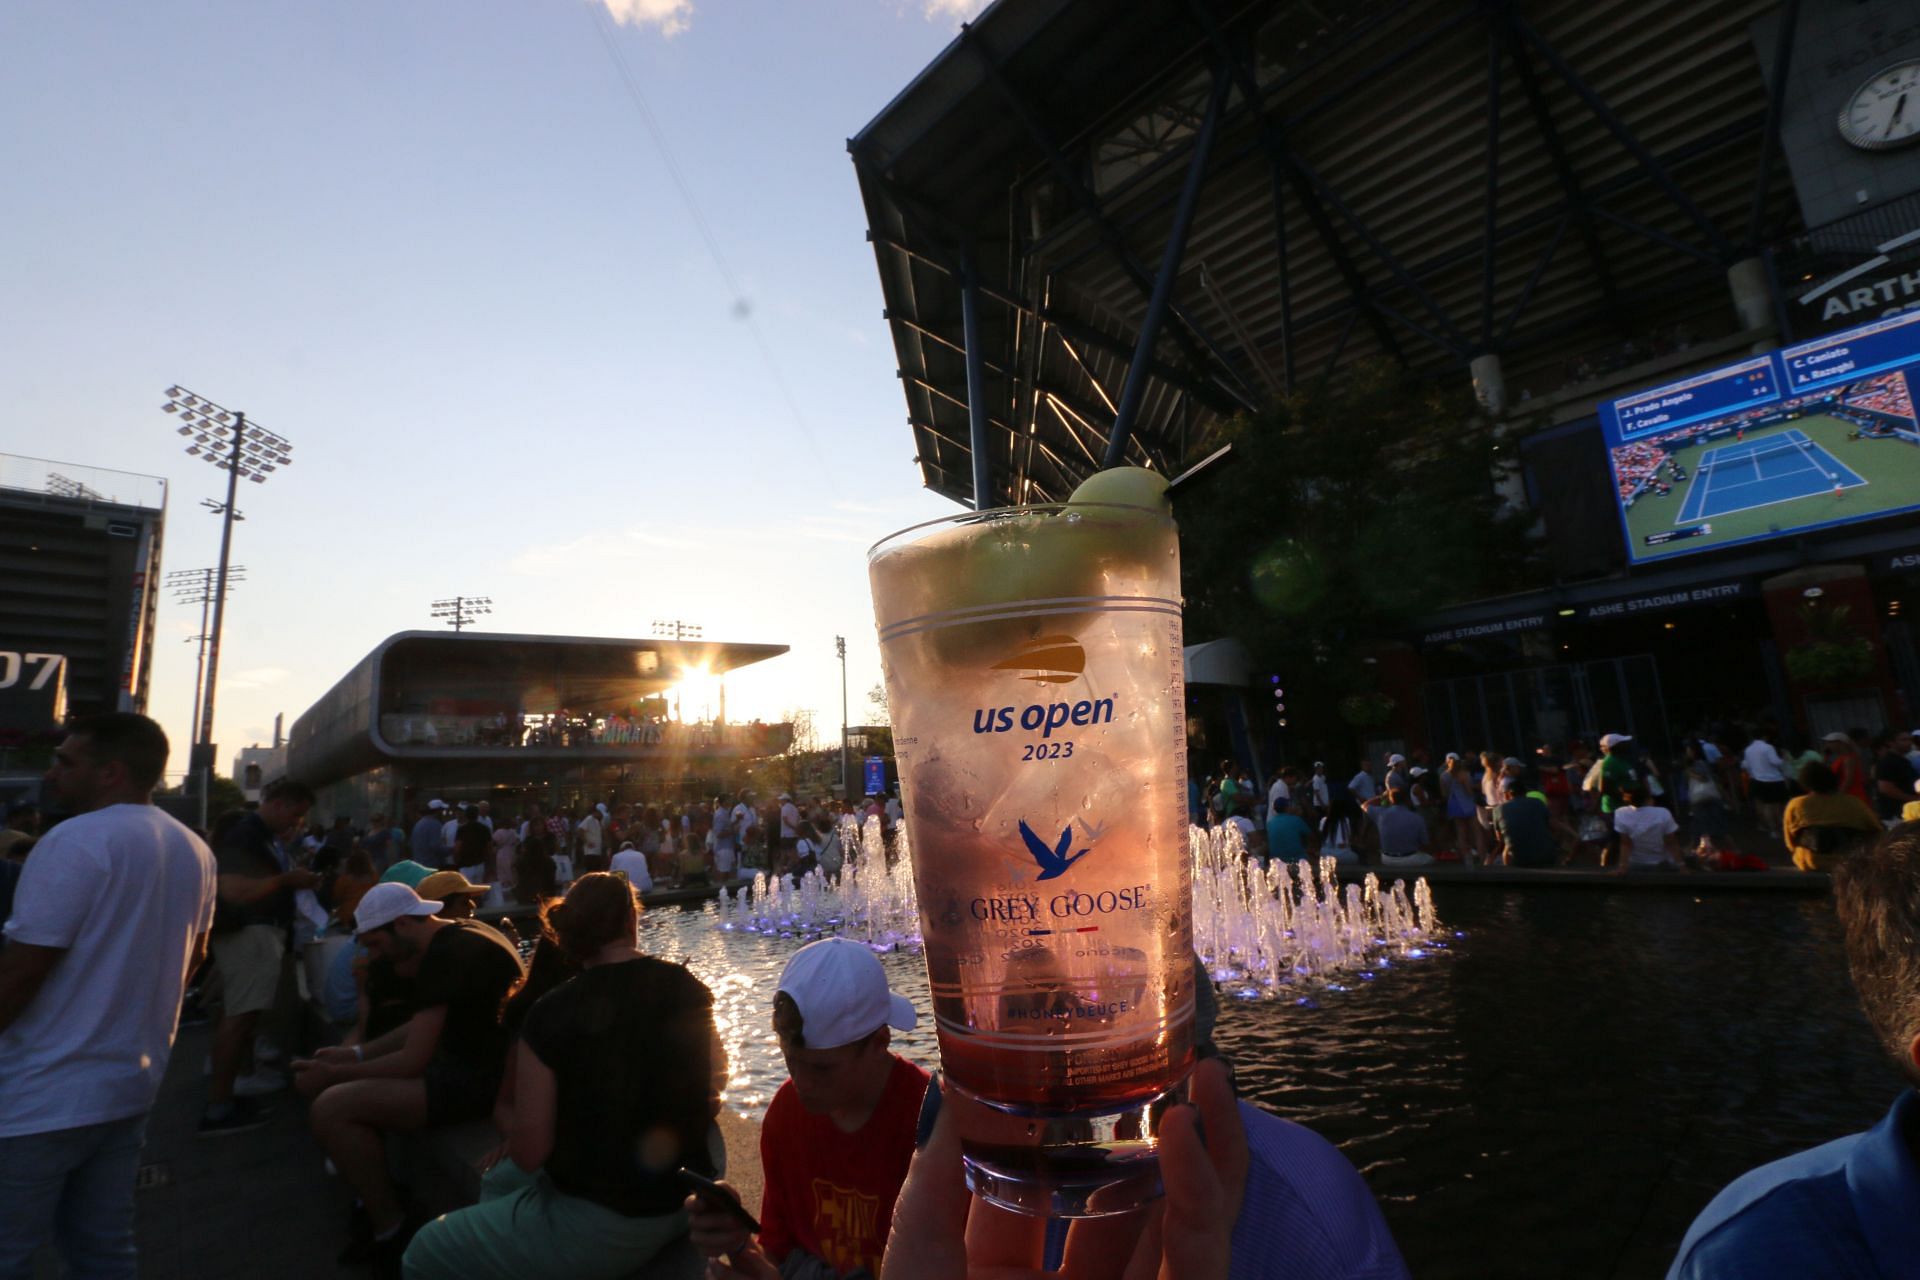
left=253, top=1036, right=286, bottom=1065
left=234, top=1068, right=289, bottom=1098
left=197, top=1099, right=270, bottom=1137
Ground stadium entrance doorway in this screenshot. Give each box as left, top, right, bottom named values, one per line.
left=1419, top=591, right=1785, bottom=759
left=1424, top=656, right=1672, bottom=759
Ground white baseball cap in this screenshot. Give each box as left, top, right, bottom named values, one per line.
left=776, top=938, right=917, bottom=1050
left=1387, top=753, right=1406, bottom=765
left=354, top=882, right=442, bottom=933
left=427, top=798, right=446, bottom=810
left=1599, top=734, right=1633, bottom=749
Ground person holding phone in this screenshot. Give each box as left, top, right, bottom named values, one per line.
left=403, top=872, right=726, bottom=1279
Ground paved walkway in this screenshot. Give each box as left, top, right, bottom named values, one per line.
left=34, top=1023, right=765, bottom=1280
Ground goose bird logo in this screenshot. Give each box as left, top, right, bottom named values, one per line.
left=1018, top=819, right=1092, bottom=880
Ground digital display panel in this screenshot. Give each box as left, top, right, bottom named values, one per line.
left=1599, top=310, right=1920, bottom=564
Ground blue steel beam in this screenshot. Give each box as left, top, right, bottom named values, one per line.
left=1106, top=70, right=1230, bottom=469
left=959, top=248, right=993, bottom=509
left=959, top=22, right=1259, bottom=417
left=1748, top=0, right=1802, bottom=247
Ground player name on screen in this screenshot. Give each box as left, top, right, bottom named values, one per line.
left=1644, top=526, right=1712, bottom=546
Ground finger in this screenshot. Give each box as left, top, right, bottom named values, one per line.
left=1188, top=1059, right=1249, bottom=1222
left=1060, top=1208, right=1152, bottom=1280
left=960, top=1196, right=1047, bottom=1269
left=1152, top=1106, right=1230, bottom=1279
left=882, top=1077, right=969, bottom=1280
left=1118, top=1202, right=1167, bottom=1280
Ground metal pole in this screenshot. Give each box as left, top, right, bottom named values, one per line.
left=837, top=636, right=850, bottom=798
left=188, top=575, right=212, bottom=746
left=960, top=250, right=992, bottom=510
left=199, top=414, right=244, bottom=827
left=1106, top=71, right=1229, bottom=468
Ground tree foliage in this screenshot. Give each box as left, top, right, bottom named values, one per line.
left=1178, top=362, right=1536, bottom=720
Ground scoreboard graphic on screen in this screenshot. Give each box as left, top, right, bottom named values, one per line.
left=1599, top=310, right=1920, bottom=564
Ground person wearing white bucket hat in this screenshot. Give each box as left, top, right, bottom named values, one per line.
left=686, top=937, right=928, bottom=1277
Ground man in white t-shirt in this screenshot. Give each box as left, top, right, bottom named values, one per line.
left=1267, top=772, right=1291, bottom=816
left=0, top=713, right=218, bottom=1278
left=608, top=841, right=655, bottom=893
left=1742, top=730, right=1790, bottom=840
left=731, top=792, right=757, bottom=862
left=711, top=798, right=739, bottom=877
left=1610, top=785, right=1682, bottom=873
left=575, top=803, right=604, bottom=871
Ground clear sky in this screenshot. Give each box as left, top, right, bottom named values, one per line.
left=1, top=0, right=989, bottom=781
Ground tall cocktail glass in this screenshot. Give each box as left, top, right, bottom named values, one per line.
left=868, top=501, right=1195, bottom=1218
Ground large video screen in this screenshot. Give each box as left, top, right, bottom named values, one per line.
left=1599, top=309, right=1920, bottom=564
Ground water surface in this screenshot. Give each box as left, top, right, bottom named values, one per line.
left=646, top=886, right=1901, bottom=1279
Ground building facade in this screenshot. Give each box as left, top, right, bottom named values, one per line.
left=287, top=630, right=793, bottom=822
left=0, top=455, right=165, bottom=730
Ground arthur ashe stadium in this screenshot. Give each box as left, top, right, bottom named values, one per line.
left=852, top=0, right=1920, bottom=752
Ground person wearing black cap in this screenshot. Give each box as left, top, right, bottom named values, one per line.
left=293, top=881, right=524, bottom=1269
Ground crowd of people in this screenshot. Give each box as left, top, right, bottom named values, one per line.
left=1610, top=439, right=1672, bottom=503
left=1195, top=720, right=1920, bottom=876
left=7, top=711, right=1920, bottom=1279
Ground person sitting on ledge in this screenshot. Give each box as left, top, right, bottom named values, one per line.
left=293, top=882, right=525, bottom=1271
left=1609, top=785, right=1682, bottom=874
left=1667, top=825, right=1920, bottom=1277
left=404, top=872, right=724, bottom=1280
left=1783, top=760, right=1882, bottom=873
left=1373, top=788, right=1432, bottom=867
left=689, top=937, right=928, bottom=1279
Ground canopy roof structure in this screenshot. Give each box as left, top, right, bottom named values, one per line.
left=852, top=0, right=1803, bottom=509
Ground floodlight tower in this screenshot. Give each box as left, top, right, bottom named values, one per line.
left=162, top=386, right=293, bottom=818
left=165, top=566, right=246, bottom=749
left=431, top=596, right=492, bottom=631
left=46, top=472, right=105, bottom=500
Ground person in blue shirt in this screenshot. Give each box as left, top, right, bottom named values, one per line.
left=1667, top=826, right=1920, bottom=1278
left=1264, top=798, right=1315, bottom=864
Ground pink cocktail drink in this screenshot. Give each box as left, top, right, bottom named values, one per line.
left=869, top=502, right=1194, bottom=1217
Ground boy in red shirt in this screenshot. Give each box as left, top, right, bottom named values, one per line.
left=691, top=938, right=928, bottom=1278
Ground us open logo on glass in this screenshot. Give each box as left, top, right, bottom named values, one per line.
left=973, top=636, right=1116, bottom=740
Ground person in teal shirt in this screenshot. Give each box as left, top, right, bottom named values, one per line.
left=1264, top=800, right=1314, bottom=864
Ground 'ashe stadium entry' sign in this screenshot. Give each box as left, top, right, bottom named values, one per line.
left=1599, top=309, right=1920, bottom=565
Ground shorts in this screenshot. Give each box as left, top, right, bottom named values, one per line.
left=1750, top=780, right=1788, bottom=804
left=424, top=1056, right=501, bottom=1128
left=210, top=924, right=286, bottom=1017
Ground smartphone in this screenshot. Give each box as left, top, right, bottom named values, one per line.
left=675, top=1167, right=760, bottom=1234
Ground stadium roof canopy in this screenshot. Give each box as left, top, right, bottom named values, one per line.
left=851, top=0, right=1804, bottom=509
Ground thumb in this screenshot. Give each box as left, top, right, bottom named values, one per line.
left=881, top=1077, right=968, bottom=1280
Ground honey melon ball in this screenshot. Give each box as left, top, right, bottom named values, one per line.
left=1066, top=466, right=1171, bottom=515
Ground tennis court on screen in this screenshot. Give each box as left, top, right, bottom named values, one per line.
left=1675, top=427, right=1868, bottom=524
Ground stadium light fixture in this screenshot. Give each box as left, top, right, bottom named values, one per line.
left=430, top=596, right=493, bottom=632
left=161, top=384, right=292, bottom=827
